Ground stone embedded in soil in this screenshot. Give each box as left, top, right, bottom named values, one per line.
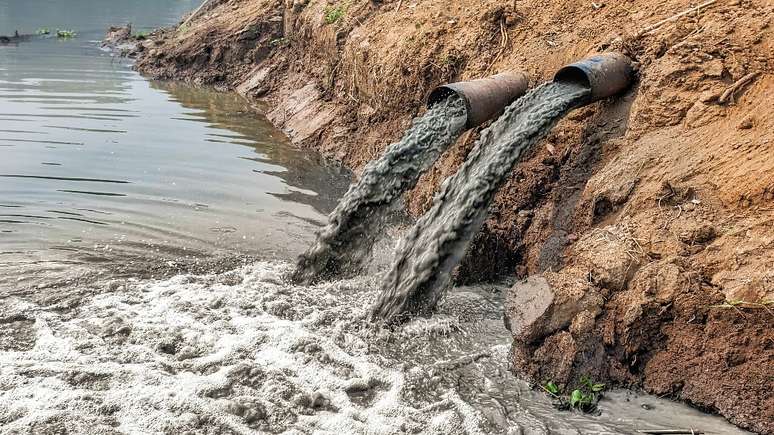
left=573, top=224, right=643, bottom=291
left=505, top=271, right=604, bottom=344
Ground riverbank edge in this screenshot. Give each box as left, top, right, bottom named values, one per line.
left=130, top=0, right=773, bottom=432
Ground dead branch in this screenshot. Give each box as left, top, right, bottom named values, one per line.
left=719, top=72, right=760, bottom=105
left=179, top=0, right=212, bottom=30
left=635, top=0, right=720, bottom=38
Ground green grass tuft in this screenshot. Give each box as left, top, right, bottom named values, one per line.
left=542, top=376, right=606, bottom=413
left=324, top=5, right=345, bottom=25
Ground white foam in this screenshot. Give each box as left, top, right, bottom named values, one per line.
left=0, top=261, right=483, bottom=434
left=0, top=261, right=748, bottom=434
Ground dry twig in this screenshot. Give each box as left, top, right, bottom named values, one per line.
left=719, top=72, right=760, bottom=105
left=179, top=0, right=212, bottom=31
left=635, top=0, right=720, bottom=38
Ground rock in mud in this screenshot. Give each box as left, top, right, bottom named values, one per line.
left=505, top=271, right=603, bottom=344
left=101, top=24, right=149, bottom=58
left=103, top=25, right=132, bottom=45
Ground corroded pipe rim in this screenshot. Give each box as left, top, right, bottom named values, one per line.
left=554, top=53, right=635, bottom=102
left=427, top=72, right=530, bottom=129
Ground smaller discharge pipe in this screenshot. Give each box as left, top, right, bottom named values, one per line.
left=427, top=72, right=530, bottom=129
left=553, top=53, right=634, bottom=103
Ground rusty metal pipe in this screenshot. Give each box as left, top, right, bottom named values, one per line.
left=427, top=72, right=529, bottom=129
left=554, top=53, right=634, bottom=102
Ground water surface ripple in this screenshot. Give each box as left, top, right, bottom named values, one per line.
left=0, top=1, right=349, bottom=288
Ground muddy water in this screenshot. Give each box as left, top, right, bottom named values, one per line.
left=0, top=264, right=748, bottom=434
left=293, top=96, right=466, bottom=284
left=373, top=82, right=589, bottom=320
left=0, top=2, right=750, bottom=434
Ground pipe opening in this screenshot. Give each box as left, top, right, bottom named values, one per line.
left=427, top=87, right=459, bottom=107
left=553, top=53, right=634, bottom=102
left=553, top=66, right=592, bottom=91
left=427, top=86, right=473, bottom=128
left=426, top=72, right=529, bottom=129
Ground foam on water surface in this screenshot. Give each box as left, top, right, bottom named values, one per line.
left=0, top=263, right=491, bottom=434
left=0, top=262, right=748, bottom=434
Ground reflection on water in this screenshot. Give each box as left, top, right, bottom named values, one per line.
left=0, top=0, right=350, bottom=290
left=154, top=82, right=350, bottom=217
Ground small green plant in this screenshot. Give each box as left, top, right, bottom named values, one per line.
left=324, top=5, right=345, bottom=25
left=36, top=28, right=50, bottom=35
left=542, top=376, right=606, bottom=413
left=134, top=31, right=150, bottom=40
left=542, top=381, right=560, bottom=395
left=56, top=29, right=77, bottom=39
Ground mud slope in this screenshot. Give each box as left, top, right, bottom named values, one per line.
left=135, top=0, right=773, bottom=432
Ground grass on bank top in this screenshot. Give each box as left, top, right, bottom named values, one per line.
left=324, top=5, right=345, bottom=25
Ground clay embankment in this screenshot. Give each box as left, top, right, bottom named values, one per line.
left=134, top=0, right=773, bottom=432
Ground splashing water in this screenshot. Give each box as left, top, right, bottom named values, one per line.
left=371, top=82, right=591, bottom=320
left=0, top=262, right=746, bottom=434
left=292, top=96, right=467, bottom=284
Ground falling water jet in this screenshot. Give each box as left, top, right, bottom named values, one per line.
left=292, top=72, right=529, bottom=285
left=371, top=53, right=634, bottom=321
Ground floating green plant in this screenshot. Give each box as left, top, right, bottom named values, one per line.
left=56, top=29, right=77, bottom=39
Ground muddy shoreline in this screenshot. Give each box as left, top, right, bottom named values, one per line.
left=129, top=0, right=772, bottom=432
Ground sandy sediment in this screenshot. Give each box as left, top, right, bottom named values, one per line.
left=132, top=0, right=773, bottom=432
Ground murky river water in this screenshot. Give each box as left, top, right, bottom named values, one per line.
left=0, top=0, right=349, bottom=289
left=0, top=1, right=750, bottom=434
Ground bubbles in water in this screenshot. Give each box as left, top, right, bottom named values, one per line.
left=0, top=262, right=499, bottom=434
left=0, top=261, right=747, bottom=434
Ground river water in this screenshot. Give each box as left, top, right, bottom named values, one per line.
left=0, top=0, right=349, bottom=290
left=0, top=1, right=749, bottom=434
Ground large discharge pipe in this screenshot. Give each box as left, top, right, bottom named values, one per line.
left=427, top=72, right=530, bottom=129
left=553, top=52, right=634, bottom=102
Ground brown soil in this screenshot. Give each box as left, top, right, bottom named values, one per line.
left=133, top=0, right=773, bottom=432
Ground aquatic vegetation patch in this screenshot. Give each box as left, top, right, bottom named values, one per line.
left=56, top=29, right=77, bottom=39
left=543, top=376, right=606, bottom=413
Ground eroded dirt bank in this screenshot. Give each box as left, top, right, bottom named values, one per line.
left=133, top=0, right=773, bottom=432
